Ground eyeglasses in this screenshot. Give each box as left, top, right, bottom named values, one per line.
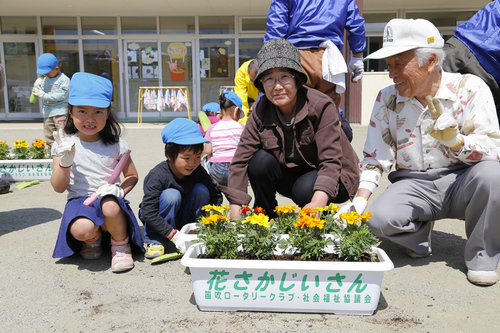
left=260, top=73, right=295, bottom=87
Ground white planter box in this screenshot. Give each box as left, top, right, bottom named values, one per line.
left=178, top=222, right=200, bottom=251
left=0, top=159, right=52, bottom=181
left=181, top=243, right=394, bottom=315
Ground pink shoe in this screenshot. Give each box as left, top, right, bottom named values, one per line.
left=80, top=231, right=103, bottom=259
left=111, top=237, right=134, bottom=273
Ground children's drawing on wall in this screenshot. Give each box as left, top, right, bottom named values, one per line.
left=210, top=47, right=228, bottom=77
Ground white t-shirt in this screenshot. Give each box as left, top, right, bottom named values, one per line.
left=51, top=134, right=130, bottom=199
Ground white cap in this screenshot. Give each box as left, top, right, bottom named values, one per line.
left=365, top=19, right=444, bottom=60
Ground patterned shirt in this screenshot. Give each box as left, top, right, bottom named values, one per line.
left=360, top=71, right=500, bottom=187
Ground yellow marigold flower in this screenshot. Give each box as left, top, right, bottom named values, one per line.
left=0, top=141, right=6, bottom=146
left=274, top=204, right=299, bottom=214
left=202, top=204, right=215, bottom=212
left=327, top=203, right=340, bottom=212
left=212, top=205, right=228, bottom=214
left=339, top=211, right=359, bottom=225
left=21, top=143, right=29, bottom=149
left=360, top=212, right=372, bottom=221
left=243, top=213, right=269, bottom=227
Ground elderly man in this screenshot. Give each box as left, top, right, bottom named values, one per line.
left=337, top=19, right=500, bottom=286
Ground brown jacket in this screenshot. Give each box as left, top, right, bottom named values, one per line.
left=222, top=86, right=360, bottom=205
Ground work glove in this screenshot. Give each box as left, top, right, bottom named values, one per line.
left=334, top=197, right=368, bottom=218
left=426, top=96, right=463, bottom=148
left=32, top=87, right=45, bottom=98
left=171, top=231, right=186, bottom=254
left=53, top=129, right=75, bottom=167
left=34, top=77, right=45, bottom=89
left=95, top=183, right=124, bottom=199
left=348, top=56, right=364, bottom=83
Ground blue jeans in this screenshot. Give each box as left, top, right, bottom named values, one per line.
left=208, top=162, right=230, bottom=186
left=143, top=183, right=210, bottom=245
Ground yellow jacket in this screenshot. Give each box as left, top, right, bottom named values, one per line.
left=234, top=59, right=260, bottom=124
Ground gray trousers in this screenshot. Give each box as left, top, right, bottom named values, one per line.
left=369, top=161, right=500, bottom=271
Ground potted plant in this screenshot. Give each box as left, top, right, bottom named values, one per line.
left=181, top=204, right=394, bottom=315
left=0, top=139, right=52, bottom=181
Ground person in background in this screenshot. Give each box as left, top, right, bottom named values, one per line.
left=32, top=53, right=70, bottom=144
left=51, top=73, right=143, bottom=273
left=442, top=0, right=500, bottom=120
left=234, top=59, right=259, bottom=124
left=204, top=91, right=245, bottom=186
left=198, top=102, right=221, bottom=133
left=139, top=118, right=222, bottom=260
left=223, top=38, right=360, bottom=219
left=264, top=0, right=365, bottom=139
left=336, top=18, right=500, bottom=286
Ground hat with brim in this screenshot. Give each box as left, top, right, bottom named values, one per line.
left=223, top=91, right=245, bottom=119
left=36, top=53, right=59, bottom=75
left=254, top=38, right=307, bottom=91
left=69, top=72, right=113, bottom=108
left=365, top=19, right=444, bottom=60
left=161, top=118, right=209, bottom=145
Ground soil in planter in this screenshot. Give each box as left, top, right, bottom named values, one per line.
left=187, top=230, right=199, bottom=234
left=198, top=252, right=379, bottom=263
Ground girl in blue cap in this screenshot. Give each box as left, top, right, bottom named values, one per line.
left=204, top=91, right=245, bottom=186
left=51, top=72, right=143, bottom=273
left=139, top=118, right=223, bottom=259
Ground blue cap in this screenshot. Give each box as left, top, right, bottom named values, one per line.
left=202, top=102, right=220, bottom=113
left=223, top=91, right=245, bottom=118
left=69, top=72, right=113, bottom=108
left=161, top=118, right=209, bottom=145
left=36, top=53, right=58, bottom=74
left=224, top=91, right=242, bottom=109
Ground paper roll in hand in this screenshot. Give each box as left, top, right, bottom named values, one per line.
left=83, top=150, right=131, bottom=206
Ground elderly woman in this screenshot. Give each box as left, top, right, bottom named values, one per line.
left=337, top=19, right=500, bottom=286
left=222, top=38, right=360, bottom=218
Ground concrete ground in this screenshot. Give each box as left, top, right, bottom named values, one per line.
left=1, top=121, right=499, bottom=332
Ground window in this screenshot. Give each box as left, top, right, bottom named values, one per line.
left=41, top=17, right=78, bottom=35
left=159, top=17, right=195, bottom=34
left=121, top=17, right=157, bottom=34
left=199, top=16, right=234, bottom=34
left=0, top=16, right=37, bottom=34
left=81, top=17, right=118, bottom=36
left=240, top=18, right=267, bottom=33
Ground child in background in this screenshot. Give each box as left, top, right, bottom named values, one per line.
left=32, top=53, right=70, bottom=144
left=204, top=91, right=245, bottom=186
left=198, top=102, right=221, bottom=133
left=139, top=118, right=223, bottom=259
left=51, top=72, right=143, bottom=273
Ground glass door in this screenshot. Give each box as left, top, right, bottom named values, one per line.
left=124, top=40, right=159, bottom=119
left=1, top=39, right=40, bottom=118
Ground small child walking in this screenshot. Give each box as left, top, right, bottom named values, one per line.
left=204, top=91, right=245, bottom=186
left=51, top=72, right=143, bottom=273
left=32, top=53, right=70, bottom=144
left=139, top=118, right=223, bottom=259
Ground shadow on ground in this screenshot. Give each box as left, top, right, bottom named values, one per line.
left=0, top=207, right=62, bottom=236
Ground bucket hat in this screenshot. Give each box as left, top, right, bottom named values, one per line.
left=161, top=118, right=209, bottom=145
left=36, top=53, right=59, bottom=75
left=254, top=38, right=307, bottom=91
left=223, top=91, right=244, bottom=119
left=366, top=19, right=444, bottom=60
left=69, top=72, right=113, bottom=108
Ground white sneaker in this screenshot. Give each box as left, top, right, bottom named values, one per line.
left=406, top=247, right=432, bottom=259
left=467, top=270, right=498, bottom=286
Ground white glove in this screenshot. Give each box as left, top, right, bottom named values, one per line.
left=171, top=231, right=186, bottom=254
left=32, top=87, right=45, bottom=98
left=426, top=96, right=463, bottom=147
left=348, top=56, right=364, bottom=83
left=34, top=77, right=44, bottom=89
left=95, top=183, right=124, bottom=199
left=53, top=129, right=75, bottom=167
left=334, top=197, right=368, bottom=218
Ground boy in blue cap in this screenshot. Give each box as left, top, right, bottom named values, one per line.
left=139, top=118, right=223, bottom=258
left=32, top=53, right=70, bottom=143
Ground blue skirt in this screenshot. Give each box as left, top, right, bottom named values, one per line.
left=52, top=196, right=144, bottom=258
